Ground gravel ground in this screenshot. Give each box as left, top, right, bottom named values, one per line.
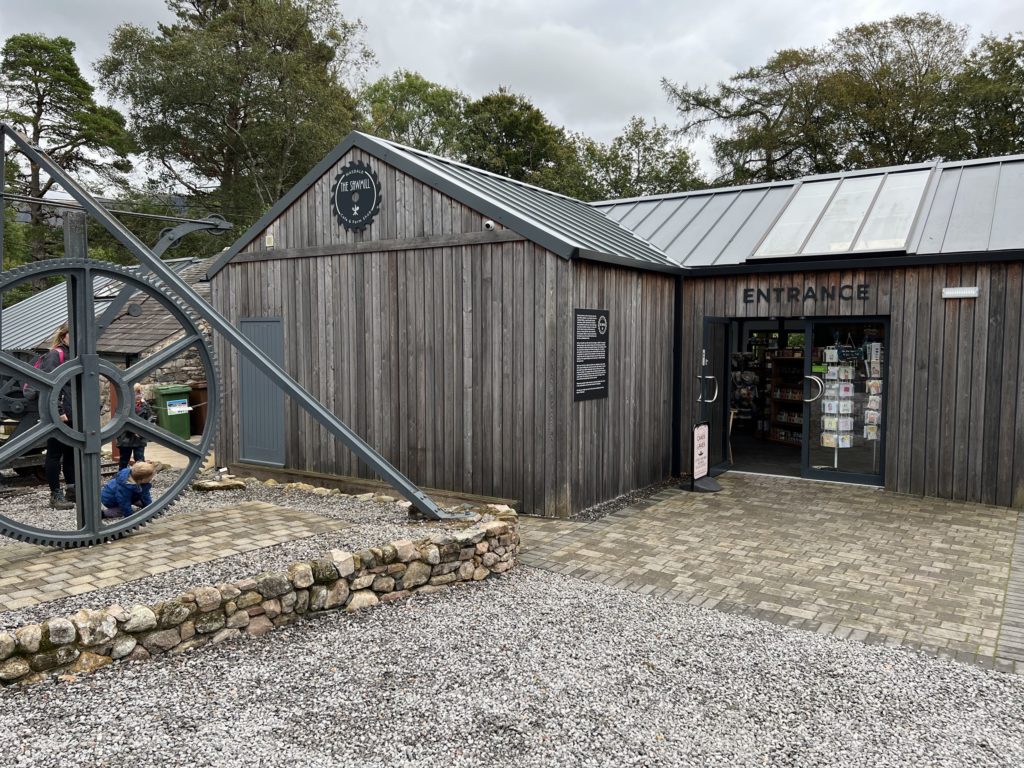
left=2, top=473, right=1022, bottom=766
left=0, top=568, right=1021, bottom=768
left=0, top=464, right=651, bottom=628
left=0, top=471, right=464, bottom=629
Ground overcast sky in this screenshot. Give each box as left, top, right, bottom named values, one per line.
left=2, top=1, right=1023, bottom=173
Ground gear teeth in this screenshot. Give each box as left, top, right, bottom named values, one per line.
left=0, top=258, right=220, bottom=548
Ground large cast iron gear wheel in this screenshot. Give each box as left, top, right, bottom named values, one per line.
left=0, top=259, right=219, bottom=547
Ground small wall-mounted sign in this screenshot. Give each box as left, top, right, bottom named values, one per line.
left=332, top=160, right=382, bottom=232
left=574, top=309, right=609, bottom=401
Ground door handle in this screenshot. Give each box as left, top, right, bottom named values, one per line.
left=696, top=375, right=719, bottom=403
left=804, top=375, right=825, bottom=403
left=705, top=376, right=719, bottom=403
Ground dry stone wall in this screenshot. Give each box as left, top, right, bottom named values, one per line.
left=0, top=511, right=519, bottom=686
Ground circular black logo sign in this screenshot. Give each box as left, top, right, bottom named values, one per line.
left=331, top=161, right=381, bottom=232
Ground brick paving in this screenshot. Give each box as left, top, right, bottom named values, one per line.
left=521, top=473, right=1023, bottom=673
left=999, top=510, right=1024, bottom=663
left=0, top=502, right=350, bottom=613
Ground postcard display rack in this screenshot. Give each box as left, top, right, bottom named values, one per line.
left=818, top=342, right=884, bottom=468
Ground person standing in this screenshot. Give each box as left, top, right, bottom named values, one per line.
left=39, top=323, right=76, bottom=510
left=117, top=383, right=152, bottom=469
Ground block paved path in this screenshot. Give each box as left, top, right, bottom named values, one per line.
left=0, top=502, right=349, bottom=613
left=521, top=473, right=1023, bottom=673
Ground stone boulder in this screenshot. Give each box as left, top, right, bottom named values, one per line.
left=71, top=609, right=118, bottom=647
left=123, top=605, right=157, bottom=633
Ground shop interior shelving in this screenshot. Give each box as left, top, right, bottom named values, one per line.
left=767, top=352, right=803, bottom=447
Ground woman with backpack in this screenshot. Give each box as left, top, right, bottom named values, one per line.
left=38, top=323, right=76, bottom=510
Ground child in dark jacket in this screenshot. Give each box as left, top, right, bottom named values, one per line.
left=101, top=461, right=155, bottom=519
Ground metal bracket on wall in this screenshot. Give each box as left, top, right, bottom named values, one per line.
left=1, top=123, right=461, bottom=522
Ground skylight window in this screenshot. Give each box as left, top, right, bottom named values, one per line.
left=803, top=175, right=882, bottom=253
left=751, top=169, right=932, bottom=259
left=854, top=170, right=930, bottom=251
left=754, top=180, right=837, bottom=257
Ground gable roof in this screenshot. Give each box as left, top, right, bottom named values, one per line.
left=206, top=132, right=678, bottom=278
left=594, top=155, right=1024, bottom=269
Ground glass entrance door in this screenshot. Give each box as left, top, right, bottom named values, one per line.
left=700, top=319, right=730, bottom=472
left=802, top=320, right=887, bottom=483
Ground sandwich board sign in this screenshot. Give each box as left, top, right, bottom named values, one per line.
left=692, top=421, right=709, bottom=489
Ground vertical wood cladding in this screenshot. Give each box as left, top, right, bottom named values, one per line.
left=679, top=265, right=1024, bottom=509
left=212, top=149, right=676, bottom=517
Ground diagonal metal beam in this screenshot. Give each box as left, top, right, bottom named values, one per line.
left=1, top=123, right=455, bottom=520
left=95, top=217, right=233, bottom=336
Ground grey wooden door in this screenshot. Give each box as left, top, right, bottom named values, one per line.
left=239, top=318, right=285, bottom=466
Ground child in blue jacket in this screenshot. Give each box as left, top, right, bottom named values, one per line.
left=101, top=461, right=155, bottom=519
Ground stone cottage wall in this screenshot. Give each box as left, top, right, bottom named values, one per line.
left=0, top=511, right=519, bottom=686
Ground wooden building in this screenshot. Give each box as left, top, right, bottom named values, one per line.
left=206, top=132, right=678, bottom=517
left=598, top=156, right=1024, bottom=510
left=210, top=138, right=1024, bottom=515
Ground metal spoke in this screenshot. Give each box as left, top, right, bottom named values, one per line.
left=0, top=349, right=53, bottom=389
left=0, top=419, right=57, bottom=465
left=126, top=416, right=204, bottom=457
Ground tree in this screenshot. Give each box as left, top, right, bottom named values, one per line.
left=589, top=117, right=704, bottom=198
left=664, top=47, right=839, bottom=184
left=459, top=87, right=567, bottom=182
left=955, top=35, right=1024, bottom=158
left=358, top=70, right=467, bottom=156
left=824, top=13, right=968, bottom=167
left=1, top=33, right=133, bottom=262
left=663, top=13, right=970, bottom=183
left=97, top=0, right=373, bottom=228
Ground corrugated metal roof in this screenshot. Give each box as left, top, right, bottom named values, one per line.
left=595, top=155, right=1024, bottom=268
left=1, top=274, right=119, bottom=352
left=2, top=259, right=205, bottom=354
left=208, top=132, right=678, bottom=278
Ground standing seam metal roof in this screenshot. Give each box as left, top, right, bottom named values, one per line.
left=206, top=132, right=678, bottom=278
left=594, top=155, right=1024, bottom=268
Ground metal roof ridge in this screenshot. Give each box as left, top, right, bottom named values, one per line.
left=370, top=136, right=674, bottom=266
left=592, top=179, right=797, bottom=207
left=594, top=153, right=1024, bottom=210
left=365, top=133, right=583, bottom=202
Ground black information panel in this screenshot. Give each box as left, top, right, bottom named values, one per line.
left=574, top=308, right=609, bottom=401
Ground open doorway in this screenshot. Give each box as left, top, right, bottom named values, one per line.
left=728, top=319, right=806, bottom=477
left=706, top=317, right=888, bottom=484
